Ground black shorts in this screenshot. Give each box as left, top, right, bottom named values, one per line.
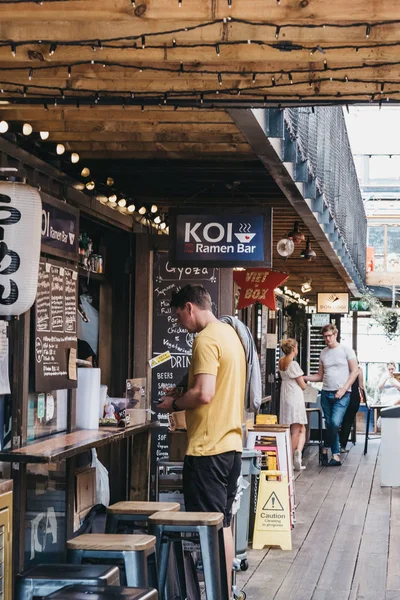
left=183, top=451, right=242, bottom=527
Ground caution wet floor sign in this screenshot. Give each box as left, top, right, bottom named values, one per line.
left=253, top=472, right=292, bottom=551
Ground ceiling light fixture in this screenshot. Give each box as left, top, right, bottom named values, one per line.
left=301, top=279, right=313, bottom=294
left=301, top=237, right=317, bottom=262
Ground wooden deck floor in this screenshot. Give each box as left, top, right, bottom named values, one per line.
left=236, top=438, right=399, bottom=600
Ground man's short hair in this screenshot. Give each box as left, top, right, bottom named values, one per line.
left=170, top=284, right=212, bottom=311
left=321, top=323, right=338, bottom=336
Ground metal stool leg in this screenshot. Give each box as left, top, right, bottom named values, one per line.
left=158, top=537, right=172, bottom=600
left=364, top=407, right=371, bottom=455
left=105, top=513, right=119, bottom=533
left=199, top=525, right=229, bottom=600
left=123, top=549, right=148, bottom=588
left=67, top=549, right=84, bottom=564
left=172, top=539, right=187, bottom=599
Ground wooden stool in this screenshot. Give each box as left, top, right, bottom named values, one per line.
left=106, top=501, right=180, bottom=534
left=148, top=511, right=229, bottom=600
left=15, top=564, right=120, bottom=600
left=67, top=534, right=156, bottom=589
left=39, top=584, right=158, bottom=599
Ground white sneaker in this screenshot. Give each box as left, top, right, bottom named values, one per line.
left=293, top=449, right=302, bottom=471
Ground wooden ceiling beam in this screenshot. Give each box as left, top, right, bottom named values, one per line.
left=76, top=150, right=256, bottom=159
left=56, top=141, right=253, bottom=152
left=37, top=131, right=247, bottom=142
left=0, top=120, right=241, bottom=134
left=2, top=44, right=400, bottom=66
left=1, top=20, right=400, bottom=44
left=1, top=0, right=399, bottom=23
left=0, top=107, right=234, bottom=122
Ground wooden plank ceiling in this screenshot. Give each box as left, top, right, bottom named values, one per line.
left=0, top=0, right=399, bottom=107
left=0, top=0, right=369, bottom=293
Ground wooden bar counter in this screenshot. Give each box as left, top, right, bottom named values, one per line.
left=0, top=422, right=159, bottom=464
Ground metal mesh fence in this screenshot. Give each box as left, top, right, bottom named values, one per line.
left=284, top=106, right=366, bottom=280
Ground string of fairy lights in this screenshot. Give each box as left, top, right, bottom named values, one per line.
left=0, top=17, right=400, bottom=104
left=0, top=119, right=168, bottom=229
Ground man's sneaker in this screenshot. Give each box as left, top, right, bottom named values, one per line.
left=340, top=446, right=349, bottom=453
left=328, top=458, right=342, bottom=466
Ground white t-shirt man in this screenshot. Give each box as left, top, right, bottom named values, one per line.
left=320, top=344, right=356, bottom=391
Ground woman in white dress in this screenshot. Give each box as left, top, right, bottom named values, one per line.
left=279, top=338, right=308, bottom=471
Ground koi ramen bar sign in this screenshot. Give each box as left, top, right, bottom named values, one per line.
left=233, top=268, right=289, bottom=310
left=169, top=209, right=272, bottom=268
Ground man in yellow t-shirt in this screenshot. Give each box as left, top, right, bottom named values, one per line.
left=159, top=284, right=246, bottom=593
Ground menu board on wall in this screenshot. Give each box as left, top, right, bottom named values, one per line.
left=150, top=251, right=219, bottom=470
left=34, top=260, right=78, bottom=393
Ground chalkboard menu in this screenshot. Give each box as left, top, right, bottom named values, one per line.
left=34, top=260, right=78, bottom=393
left=151, top=251, right=219, bottom=471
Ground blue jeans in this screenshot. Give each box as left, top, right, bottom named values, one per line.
left=320, top=390, right=351, bottom=455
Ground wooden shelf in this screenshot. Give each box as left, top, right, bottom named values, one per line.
left=78, top=267, right=106, bottom=282
left=0, top=422, right=159, bottom=464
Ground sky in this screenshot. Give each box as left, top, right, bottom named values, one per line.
left=345, top=106, right=400, bottom=155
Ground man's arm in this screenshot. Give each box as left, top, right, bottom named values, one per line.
left=304, top=362, right=324, bottom=383
left=335, top=358, right=359, bottom=399
left=158, top=373, right=216, bottom=412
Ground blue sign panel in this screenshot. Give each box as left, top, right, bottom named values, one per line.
left=41, top=199, right=79, bottom=259
left=175, top=213, right=265, bottom=264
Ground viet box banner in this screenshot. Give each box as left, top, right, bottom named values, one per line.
left=170, top=211, right=272, bottom=267
left=317, top=292, right=349, bottom=314
left=233, top=268, right=289, bottom=310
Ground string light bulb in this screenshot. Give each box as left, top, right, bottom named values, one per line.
left=118, top=198, right=127, bottom=208
left=106, top=177, right=114, bottom=186
left=85, top=181, right=95, bottom=190
left=81, top=167, right=90, bottom=177
left=49, top=43, right=57, bottom=56
left=11, top=43, right=16, bottom=57
left=39, top=131, right=49, bottom=140
left=138, top=206, right=147, bottom=215
left=154, top=215, right=162, bottom=224
left=22, top=123, right=33, bottom=135
left=275, top=26, right=280, bottom=39
left=151, top=204, right=158, bottom=213
left=160, top=222, right=167, bottom=230
left=0, top=121, right=9, bottom=133
left=71, top=152, right=80, bottom=164
left=108, top=194, right=117, bottom=203
left=29, top=68, right=33, bottom=81
left=127, top=202, right=136, bottom=213
left=366, top=24, right=371, bottom=38
left=56, top=143, right=65, bottom=155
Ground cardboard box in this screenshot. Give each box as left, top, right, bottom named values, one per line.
left=169, top=431, right=188, bottom=462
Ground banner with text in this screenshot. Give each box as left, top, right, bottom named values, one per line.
left=170, top=210, right=272, bottom=267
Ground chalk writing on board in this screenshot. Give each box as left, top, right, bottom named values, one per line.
left=150, top=251, right=219, bottom=473
left=35, top=261, right=78, bottom=393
